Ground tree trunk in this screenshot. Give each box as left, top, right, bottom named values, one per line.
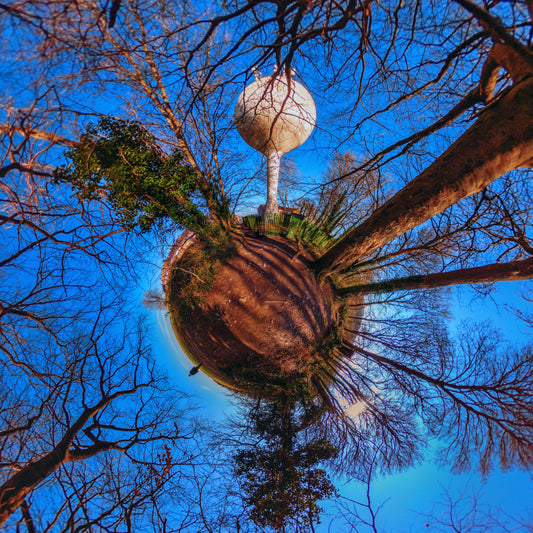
left=20, top=499, right=36, bottom=533
left=313, top=77, right=533, bottom=275
left=0, top=452, right=64, bottom=526
left=0, top=395, right=119, bottom=526
left=339, top=257, right=533, bottom=295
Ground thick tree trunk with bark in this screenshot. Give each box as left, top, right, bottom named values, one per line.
left=0, top=452, right=64, bottom=526
left=339, top=257, right=533, bottom=295
left=313, top=77, right=533, bottom=275
left=0, top=395, right=120, bottom=526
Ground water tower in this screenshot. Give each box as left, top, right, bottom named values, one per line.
left=234, top=70, right=316, bottom=214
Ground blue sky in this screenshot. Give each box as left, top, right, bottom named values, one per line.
left=2, top=1, right=533, bottom=529
left=151, top=279, right=533, bottom=531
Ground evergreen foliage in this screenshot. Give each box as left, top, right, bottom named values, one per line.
left=234, top=399, right=337, bottom=531
left=55, top=118, right=207, bottom=233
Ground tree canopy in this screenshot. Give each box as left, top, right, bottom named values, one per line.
left=234, top=399, right=337, bottom=531
left=55, top=118, right=207, bottom=233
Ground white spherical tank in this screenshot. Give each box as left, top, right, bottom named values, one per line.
left=234, top=73, right=316, bottom=214
left=234, top=75, right=316, bottom=156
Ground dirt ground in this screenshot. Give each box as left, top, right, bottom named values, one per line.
left=170, top=230, right=338, bottom=389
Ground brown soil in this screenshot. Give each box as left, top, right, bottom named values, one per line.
left=168, top=230, right=339, bottom=392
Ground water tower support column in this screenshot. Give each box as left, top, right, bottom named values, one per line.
left=265, top=151, right=281, bottom=215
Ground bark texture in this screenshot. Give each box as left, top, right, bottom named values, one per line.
left=313, top=77, right=533, bottom=274
left=340, top=257, right=533, bottom=295
left=0, top=396, right=120, bottom=526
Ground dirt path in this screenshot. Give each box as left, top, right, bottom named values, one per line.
left=171, top=231, right=337, bottom=389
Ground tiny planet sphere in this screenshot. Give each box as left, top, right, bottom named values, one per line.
left=234, top=74, right=316, bottom=156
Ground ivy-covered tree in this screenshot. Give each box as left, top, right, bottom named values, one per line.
left=55, top=118, right=209, bottom=234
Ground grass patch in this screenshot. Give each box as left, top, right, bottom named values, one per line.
left=243, top=214, right=334, bottom=256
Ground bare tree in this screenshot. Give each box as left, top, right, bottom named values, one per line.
left=420, top=484, right=533, bottom=532
left=309, top=2, right=533, bottom=276
left=331, top=462, right=389, bottom=533
left=0, top=303, right=202, bottom=527
left=2, top=1, right=533, bottom=529
left=340, top=256, right=533, bottom=295
left=297, top=152, right=385, bottom=237
left=8, top=422, right=246, bottom=532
